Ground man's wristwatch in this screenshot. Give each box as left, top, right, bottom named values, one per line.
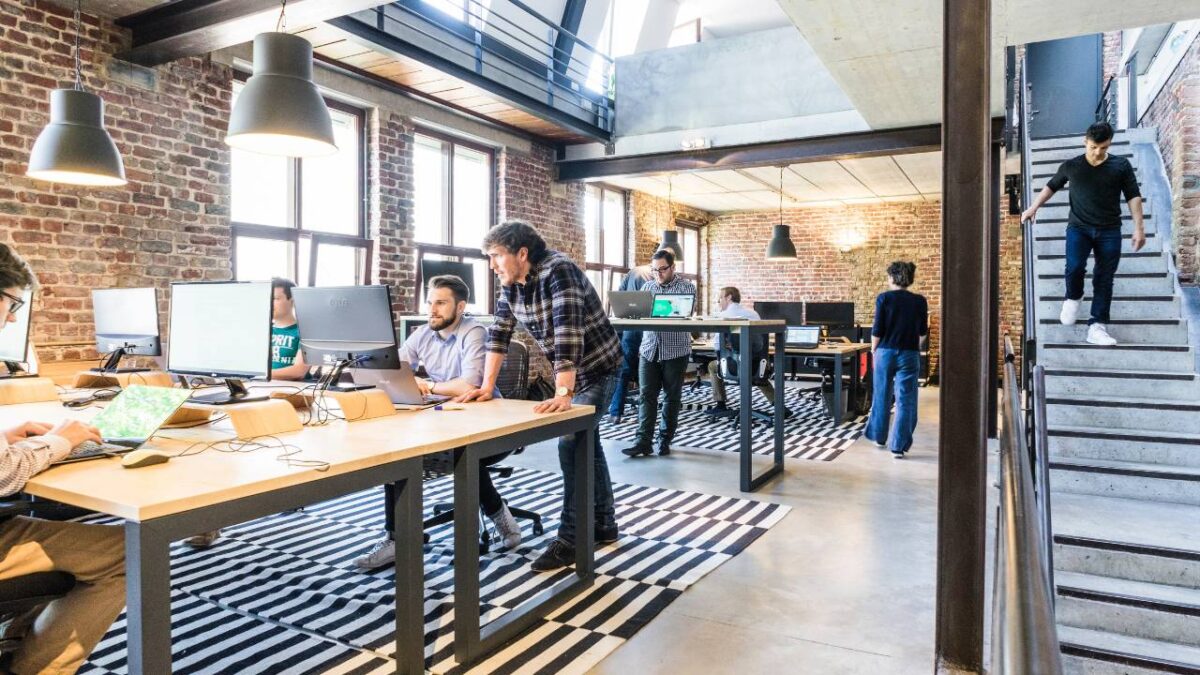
left=555, top=385, right=574, bottom=398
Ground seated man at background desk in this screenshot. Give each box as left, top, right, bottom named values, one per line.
left=355, top=274, right=519, bottom=570
left=705, top=286, right=781, bottom=416
left=0, top=242, right=125, bottom=675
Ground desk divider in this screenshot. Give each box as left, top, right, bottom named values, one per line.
left=71, top=370, right=173, bottom=389
left=326, top=389, right=397, bottom=422
left=0, top=376, right=58, bottom=405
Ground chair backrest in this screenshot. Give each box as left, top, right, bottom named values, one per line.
left=718, top=333, right=772, bottom=384
left=496, top=340, right=530, bottom=400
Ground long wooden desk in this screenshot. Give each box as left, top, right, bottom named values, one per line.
left=0, top=392, right=596, bottom=673
left=611, top=318, right=786, bottom=492
left=691, top=339, right=872, bottom=424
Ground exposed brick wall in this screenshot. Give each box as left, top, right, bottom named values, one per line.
left=627, top=190, right=713, bottom=309
left=1141, top=32, right=1200, bottom=282
left=371, top=111, right=416, bottom=319
left=0, top=0, right=232, bottom=363
left=1102, top=31, right=1124, bottom=84
left=497, top=143, right=586, bottom=262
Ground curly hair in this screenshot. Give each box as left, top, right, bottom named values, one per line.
left=0, top=243, right=36, bottom=291
left=887, top=261, right=916, bottom=288
left=480, top=220, right=547, bottom=262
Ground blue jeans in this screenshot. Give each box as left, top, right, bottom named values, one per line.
left=1065, top=224, right=1122, bottom=325
left=865, top=348, right=920, bottom=453
left=557, top=374, right=618, bottom=546
left=608, top=331, right=642, bottom=417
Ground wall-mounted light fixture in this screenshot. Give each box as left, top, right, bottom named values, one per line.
left=680, top=136, right=711, bottom=151
left=835, top=230, right=867, bottom=254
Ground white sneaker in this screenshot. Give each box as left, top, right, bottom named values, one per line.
left=354, top=537, right=395, bottom=570
left=1086, top=323, right=1118, bottom=346
left=1060, top=299, right=1081, bottom=325
left=488, top=503, right=522, bottom=550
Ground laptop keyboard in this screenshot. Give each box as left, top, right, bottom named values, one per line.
left=66, top=440, right=131, bottom=460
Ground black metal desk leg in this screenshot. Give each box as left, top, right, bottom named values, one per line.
left=393, top=461, right=425, bottom=675
left=125, top=521, right=172, bottom=674
left=833, top=355, right=845, bottom=424
left=573, top=425, right=595, bottom=580
left=738, top=326, right=753, bottom=492
left=773, top=328, right=785, bottom=463
left=453, top=448, right=482, bottom=664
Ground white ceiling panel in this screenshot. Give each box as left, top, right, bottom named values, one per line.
left=839, top=156, right=917, bottom=197
left=893, top=152, right=942, bottom=193
left=790, top=161, right=875, bottom=199
left=700, top=170, right=767, bottom=192
left=665, top=172, right=727, bottom=195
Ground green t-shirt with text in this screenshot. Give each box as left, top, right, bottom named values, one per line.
left=271, top=323, right=301, bottom=371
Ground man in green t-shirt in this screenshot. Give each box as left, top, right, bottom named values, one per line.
left=187, top=276, right=309, bottom=550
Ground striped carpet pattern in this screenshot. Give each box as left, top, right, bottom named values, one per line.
left=604, top=382, right=866, bottom=461
left=79, top=467, right=789, bottom=674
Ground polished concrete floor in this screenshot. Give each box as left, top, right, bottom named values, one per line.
left=511, top=386, right=953, bottom=674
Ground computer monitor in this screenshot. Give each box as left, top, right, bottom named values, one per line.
left=292, top=285, right=400, bottom=392
left=420, top=259, right=476, bottom=304
left=92, top=287, right=161, bottom=373
left=806, top=302, right=856, bottom=328
left=167, top=281, right=273, bottom=405
left=0, top=288, right=32, bottom=377
left=754, top=301, right=804, bottom=326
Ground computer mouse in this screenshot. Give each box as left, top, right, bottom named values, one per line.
left=121, top=449, right=171, bottom=469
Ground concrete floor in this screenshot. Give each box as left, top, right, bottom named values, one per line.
left=511, top=386, right=951, bottom=675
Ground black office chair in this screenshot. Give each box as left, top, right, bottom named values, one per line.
left=0, top=500, right=76, bottom=665
left=715, top=333, right=781, bottom=428
left=423, top=341, right=545, bottom=553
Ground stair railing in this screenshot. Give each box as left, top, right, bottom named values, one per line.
left=991, top=337, right=1063, bottom=675
left=1095, top=51, right=1139, bottom=129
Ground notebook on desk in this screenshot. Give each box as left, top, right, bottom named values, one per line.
left=55, top=385, right=193, bottom=464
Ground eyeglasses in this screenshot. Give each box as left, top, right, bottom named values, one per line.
left=0, top=290, right=25, bottom=316
left=651, top=265, right=673, bottom=273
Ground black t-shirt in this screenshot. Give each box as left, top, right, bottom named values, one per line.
left=872, top=290, right=928, bottom=352
left=1045, top=154, right=1141, bottom=229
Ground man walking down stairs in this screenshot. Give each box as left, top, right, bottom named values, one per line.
left=1027, top=126, right=1200, bottom=672
left=1023, top=121, right=1146, bottom=346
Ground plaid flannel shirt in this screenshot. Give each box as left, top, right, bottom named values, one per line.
left=486, top=251, right=622, bottom=392
left=0, top=433, right=71, bottom=497
left=639, top=276, right=697, bottom=362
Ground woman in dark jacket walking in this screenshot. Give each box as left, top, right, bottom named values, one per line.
left=865, top=261, right=928, bottom=458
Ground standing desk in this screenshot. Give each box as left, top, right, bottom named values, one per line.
left=610, top=318, right=786, bottom=492
left=0, top=396, right=595, bottom=673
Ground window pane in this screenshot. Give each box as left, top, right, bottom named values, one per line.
left=452, top=145, right=491, bottom=249
left=467, top=258, right=491, bottom=315
left=585, top=269, right=603, bottom=304
left=235, top=236, right=293, bottom=281
left=610, top=270, right=626, bottom=291
left=414, top=135, right=447, bottom=244
left=298, top=237, right=311, bottom=285
left=584, top=186, right=600, bottom=263
left=230, top=83, right=288, bottom=227
left=679, top=228, right=700, bottom=275
left=301, top=109, right=361, bottom=235
left=314, top=244, right=363, bottom=287
left=603, top=190, right=625, bottom=265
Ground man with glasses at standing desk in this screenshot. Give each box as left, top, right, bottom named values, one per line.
left=624, top=249, right=696, bottom=458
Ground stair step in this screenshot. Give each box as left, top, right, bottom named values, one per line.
left=1053, top=493, right=1200, bottom=557
left=1055, top=535, right=1200, bottom=589
left=1035, top=232, right=1162, bottom=255
left=1058, top=625, right=1200, bottom=674
left=1049, top=424, right=1200, bottom=467
left=1036, top=251, right=1167, bottom=275
left=1035, top=297, right=1180, bottom=322
left=1041, top=186, right=1144, bottom=208
left=1036, top=274, right=1175, bottom=298
left=1033, top=164, right=1140, bottom=180
left=1034, top=201, right=1150, bottom=220
left=1043, top=365, right=1197, bottom=399
left=1047, top=395, right=1200, bottom=434
left=1033, top=148, right=1136, bottom=164
left=1050, top=457, right=1200, bottom=506
left=1055, top=570, right=1200, bottom=647
left=1030, top=132, right=1134, bottom=147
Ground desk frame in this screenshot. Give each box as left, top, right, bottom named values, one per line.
left=614, top=320, right=785, bottom=492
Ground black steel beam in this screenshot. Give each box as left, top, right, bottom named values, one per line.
left=327, top=12, right=612, bottom=143
left=556, top=121, right=1012, bottom=181
left=935, top=0, right=991, bottom=671
left=115, top=0, right=395, bottom=66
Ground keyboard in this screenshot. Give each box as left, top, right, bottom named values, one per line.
left=63, top=440, right=132, bottom=462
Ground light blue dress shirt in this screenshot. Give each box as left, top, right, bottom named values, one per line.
left=400, top=316, right=498, bottom=396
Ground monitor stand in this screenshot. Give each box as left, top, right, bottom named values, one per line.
left=91, top=347, right=150, bottom=374
left=324, top=359, right=373, bottom=393
left=190, top=378, right=268, bottom=405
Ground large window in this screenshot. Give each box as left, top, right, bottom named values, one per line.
left=413, top=129, right=496, bottom=313
left=583, top=185, right=628, bottom=305
left=676, top=220, right=701, bottom=295
left=230, top=79, right=370, bottom=286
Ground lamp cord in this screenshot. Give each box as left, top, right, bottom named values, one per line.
left=779, top=166, right=784, bottom=224
left=73, top=0, right=82, bottom=90
left=276, top=0, right=287, bottom=32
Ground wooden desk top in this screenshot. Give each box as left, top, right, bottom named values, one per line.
left=691, top=340, right=870, bottom=357
left=0, top=395, right=592, bottom=522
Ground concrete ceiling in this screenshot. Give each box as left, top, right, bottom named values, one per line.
left=602, top=151, right=943, bottom=212
left=675, top=0, right=793, bottom=40
left=775, top=0, right=1200, bottom=128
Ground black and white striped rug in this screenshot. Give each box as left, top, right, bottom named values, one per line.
left=80, top=467, right=789, bottom=674
left=604, top=382, right=866, bottom=461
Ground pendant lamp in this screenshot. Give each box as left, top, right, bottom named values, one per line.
left=658, top=174, right=684, bottom=261
left=26, top=0, right=126, bottom=187
left=226, top=2, right=336, bottom=157
left=766, top=166, right=797, bottom=260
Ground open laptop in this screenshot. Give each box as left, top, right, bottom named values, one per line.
left=785, top=325, right=822, bottom=349
left=651, top=292, right=695, bottom=319
left=348, top=362, right=451, bottom=408
left=56, top=385, right=193, bottom=464
left=609, top=291, right=653, bottom=319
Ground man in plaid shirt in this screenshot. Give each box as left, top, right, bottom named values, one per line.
left=624, top=249, right=696, bottom=457
left=458, top=220, right=622, bottom=572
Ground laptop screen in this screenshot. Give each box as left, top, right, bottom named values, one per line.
left=91, top=385, right=193, bottom=441
left=786, top=326, right=821, bottom=346
left=651, top=293, right=695, bottom=318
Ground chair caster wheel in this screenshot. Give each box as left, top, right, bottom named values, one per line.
left=533, top=523, right=544, bottom=536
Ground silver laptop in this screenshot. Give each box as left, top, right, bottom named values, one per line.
left=609, top=291, right=653, bottom=319
left=56, top=385, right=193, bottom=464
left=348, top=362, right=451, bottom=408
